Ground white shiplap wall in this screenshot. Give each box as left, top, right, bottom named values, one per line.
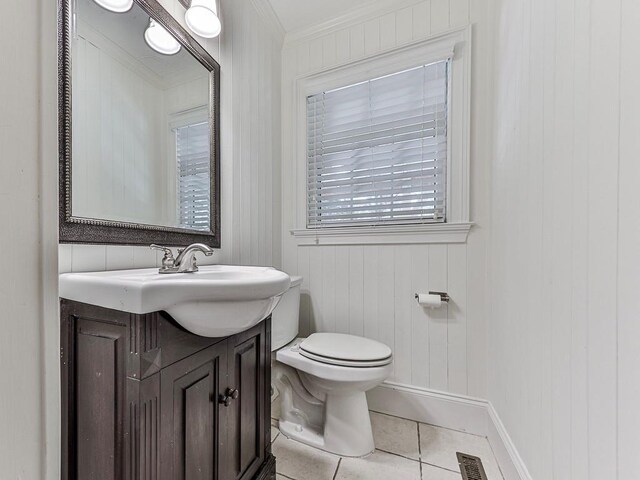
left=280, top=0, right=493, bottom=398
left=0, top=0, right=47, bottom=477
left=488, top=0, right=640, bottom=478
left=59, top=0, right=283, bottom=272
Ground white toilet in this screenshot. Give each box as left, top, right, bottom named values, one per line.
left=271, top=276, right=393, bottom=457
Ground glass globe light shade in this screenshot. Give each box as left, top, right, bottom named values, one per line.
left=144, top=18, right=181, bottom=55
left=185, top=0, right=222, bottom=38
left=93, top=0, right=133, bottom=13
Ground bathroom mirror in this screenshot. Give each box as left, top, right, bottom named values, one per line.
left=58, top=0, right=221, bottom=246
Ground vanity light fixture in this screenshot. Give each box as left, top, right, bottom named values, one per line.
left=93, top=0, right=133, bottom=13
left=144, top=18, right=181, bottom=55
left=185, top=0, right=222, bottom=38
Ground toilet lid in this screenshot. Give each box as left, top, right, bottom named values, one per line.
left=299, top=333, right=392, bottom=367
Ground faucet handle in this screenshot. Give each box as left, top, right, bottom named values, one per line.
left=150, top=244, right=176, bottom=271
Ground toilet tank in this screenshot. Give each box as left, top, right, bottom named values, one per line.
left=271, top=275, right=303, bottom=351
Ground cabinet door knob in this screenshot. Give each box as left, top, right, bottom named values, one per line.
left=219, top=387, right=240, bottom=406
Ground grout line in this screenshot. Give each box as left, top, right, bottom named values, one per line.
left=375, top=448, right=420, bottom=464
left=419, top=460, right=460, bottom=474
left=417, top=420, right=422, bottom=462
left=332, top=458, right=342, bottom=480
left=276, top=473, right=298, bottom=480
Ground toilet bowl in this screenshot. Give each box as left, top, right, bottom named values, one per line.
left=271, top=276, right=393, bottom=457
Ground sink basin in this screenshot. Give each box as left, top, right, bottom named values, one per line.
left=59, top=265, right=291, bottom=337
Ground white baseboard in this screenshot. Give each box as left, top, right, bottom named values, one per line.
left=486, top=403, right=533, bottom=480
left=366, top=382, right=532, bottom=480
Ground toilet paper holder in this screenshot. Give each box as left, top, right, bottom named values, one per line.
left=414, top=291, right=450, bottom=303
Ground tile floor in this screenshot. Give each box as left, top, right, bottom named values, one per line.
left=270, top=401, right=504, bottom=480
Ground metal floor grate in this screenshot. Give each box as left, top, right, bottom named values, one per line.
left=457, top=452, right=489, bottom=480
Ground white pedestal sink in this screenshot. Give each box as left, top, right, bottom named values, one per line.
left=59, top=265, right=291, bottom=337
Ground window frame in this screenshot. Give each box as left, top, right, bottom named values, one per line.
left=291, top=26, right=472, bottom=246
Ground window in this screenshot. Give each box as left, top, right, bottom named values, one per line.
left=175, top=120, right=210, bottom=231
left=307, top=60, right=449, bottom=228
left=292, top=28, right=471, bottom=245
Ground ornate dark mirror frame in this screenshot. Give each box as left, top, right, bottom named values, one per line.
left=58, top=0, right=221, bottom=246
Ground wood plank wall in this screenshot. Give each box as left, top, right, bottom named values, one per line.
left=280, top=0, right=492, bottom=398
left=489, top=0, right=640, bottom=478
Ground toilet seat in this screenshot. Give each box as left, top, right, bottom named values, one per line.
left=299, top=333, right=392, bottom=368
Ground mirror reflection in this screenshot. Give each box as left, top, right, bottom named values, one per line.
left=72, top=0, right=211, bottom=231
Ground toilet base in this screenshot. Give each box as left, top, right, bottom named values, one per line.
left=279, top=390, right=375, bottom=458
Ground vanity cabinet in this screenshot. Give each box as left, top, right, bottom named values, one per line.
left=60, top=299, right=274, bottom=480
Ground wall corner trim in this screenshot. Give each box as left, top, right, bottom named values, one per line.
left=366, top=382, right=533, bottom=480
left=249, top=0, right=286, bottom=43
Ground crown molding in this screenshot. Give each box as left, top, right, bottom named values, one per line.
left=284, top=0, right=424, bottom=45
left=250, top=0, right=286, bottom=44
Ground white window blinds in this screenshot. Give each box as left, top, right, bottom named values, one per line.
left=306, top=60, right=449, bottom=228
left=176, top=121, right=210, bottom=231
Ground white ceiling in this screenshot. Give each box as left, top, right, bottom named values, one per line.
left=267, top=0, right=375, bottom=32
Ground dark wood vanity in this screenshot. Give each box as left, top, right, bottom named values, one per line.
left=60, top=299, right=275, bottom=480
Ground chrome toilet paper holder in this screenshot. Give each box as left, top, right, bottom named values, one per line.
left=414, top=291, right=450, bottom=303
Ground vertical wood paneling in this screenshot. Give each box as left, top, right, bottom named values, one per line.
left=569, top=2, right=590, bottom=477
left=449, top=0, right=469, bottom=28
left=334, top=247, right=350, bottom=334
left=447, top=244, right=467, bottom=394
left=309, top=37, right=324, bottom=71
left=335, top=29, right=351, bottom=63
left=617, top=1, right=640, bottom=477
left=321, top=246, right=336, bottom=333
left=308, top=246, right=324, bottom=333
left=297, top=42, right=311, bottom=75
left=393, top=246, right=413, bottom=384
left=586, top=0, right=620, bottom=475
left=377, top=246, right=397, bottom=365
left=550, top=0, right=573, bottom=477
left=412, top=2, right=431, bottom=40
left=349, top=24, right=365, bottom=59
left=428, top=245, right=448, bottom=391
left=322, top=34, right=337, bottom=68
left=348, top=246, right=364, bottom=336
left=362, top=246, right=381, bottom=342
left=364, top=19, right=381, bottom=56
left=379, top=13, right=397, bottom=50
left=488, top=0, right=640, bottom=475
left=395, top=7, right=414, bottom=46
left=430, top=0, right=450, bottom=34
left=297, top=247, right=311, bottom=337
left=410, top=246, right=430, bottom=388
left=0, top=0, right=48, bottom=473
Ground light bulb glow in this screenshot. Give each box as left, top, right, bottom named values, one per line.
left=144, top=18, right=181, bottom=55
left=185, top=0, right=222, bottom=38
left=93, top=0, right=133, bottom=13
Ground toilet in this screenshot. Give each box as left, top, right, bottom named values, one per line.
left=271, top=276, right=393, bottom=457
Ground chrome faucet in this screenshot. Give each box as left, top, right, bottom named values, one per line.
left=150, top=243, right=214, bottom=274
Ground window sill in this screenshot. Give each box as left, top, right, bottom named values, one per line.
left=290, top=222, right=473, bottom=246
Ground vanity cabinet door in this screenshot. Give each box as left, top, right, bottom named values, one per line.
left=61, top=315, right=128, bottom=480
left=226, top=321, right=270, bottom=480
left=160, top=341, right=228, bottom=480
